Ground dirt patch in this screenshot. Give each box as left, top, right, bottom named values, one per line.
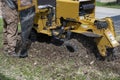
left=94, top=47, right=120, bottom=74
left=29, top=34, right=94, bottom=64
left=28, top=33, right=120, bottom=75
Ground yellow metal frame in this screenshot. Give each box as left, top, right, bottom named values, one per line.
left=17, top=0, right=119, bottom=57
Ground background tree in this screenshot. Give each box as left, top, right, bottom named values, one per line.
left=117, top=0, right=120, bottom=4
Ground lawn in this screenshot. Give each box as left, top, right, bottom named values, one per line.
left=96, top=1, right=120, bottom=9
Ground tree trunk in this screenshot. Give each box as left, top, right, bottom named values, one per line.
left=117, top=0, right=120, bottom=4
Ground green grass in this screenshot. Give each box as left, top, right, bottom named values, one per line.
left=96, top=1, right=120, bottom=9
left=0, top=73, right=16, bottom=80
left=0, top=19, right=3, bottom=32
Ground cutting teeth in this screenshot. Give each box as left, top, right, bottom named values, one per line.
left=105, top=47, right=120, bottom=61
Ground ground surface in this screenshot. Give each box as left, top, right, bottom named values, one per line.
left=96, top=7, right=120, bottom=18
left=0, top=33, right=120, bottom=80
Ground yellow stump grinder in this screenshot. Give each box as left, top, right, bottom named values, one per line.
left=12, top=0, right=120, bottom=59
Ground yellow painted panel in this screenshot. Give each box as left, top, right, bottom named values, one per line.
left=56, top=0, right=79, bottom=20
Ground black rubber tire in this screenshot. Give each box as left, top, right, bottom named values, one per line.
left=64, top=39, right=78, bottom=52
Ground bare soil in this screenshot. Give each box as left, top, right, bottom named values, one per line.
left=28, top=33, right=120, bottom=75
